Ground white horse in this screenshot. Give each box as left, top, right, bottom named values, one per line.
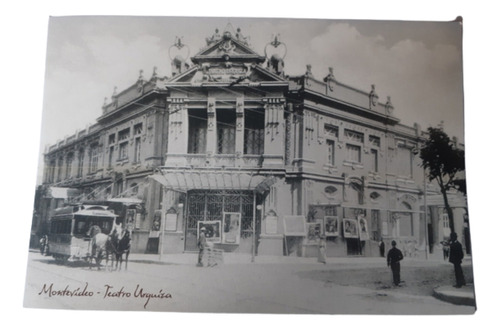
left=87, top=225, right=111, bottom=270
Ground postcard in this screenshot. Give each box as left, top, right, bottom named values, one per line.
left=24, top=15, right=475, bottom=314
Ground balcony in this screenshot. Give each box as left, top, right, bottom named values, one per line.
left=164, top=153, right=284, bottom=169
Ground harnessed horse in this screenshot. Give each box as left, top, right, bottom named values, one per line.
left=109, top=226, right=131, bottom=271
left=87, top=225, right=113, bottom=270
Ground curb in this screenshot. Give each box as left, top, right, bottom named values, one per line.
left=432, top=285, right=476, bottom=307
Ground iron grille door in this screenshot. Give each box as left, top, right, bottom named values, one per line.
left=185, top=190, right=255, bottom=252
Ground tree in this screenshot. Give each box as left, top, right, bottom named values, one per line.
left=419, top=127, right=465, bottom=232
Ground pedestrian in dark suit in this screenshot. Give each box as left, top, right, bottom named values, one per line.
left=387, top=240, right=404, bottom=286
left=449, top=232, right=466, bottom=288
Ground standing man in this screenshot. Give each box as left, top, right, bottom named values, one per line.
left=449, top=232, right=466, bottom=288
left=197, top=227, right=207, bottom=267
left=387, top=240, right=404, bottom=286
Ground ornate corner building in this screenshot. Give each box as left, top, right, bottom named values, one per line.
left=33, top=25, right=468, bottom=258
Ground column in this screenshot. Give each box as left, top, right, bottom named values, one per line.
left=206, top=97, right=217, bottom=155
left=235, top=97, right=245, bottom=155
left=263, top=98, right=285, bottom=167
left=165, top=98, right=188, bottom=166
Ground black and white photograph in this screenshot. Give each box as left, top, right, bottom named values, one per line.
left=198, top=220, right=222, bottom=244
left=15, top=9, right=486, bottom=321
left=324, top=216, right=339, bottom=237
left=222, top=212, right=241, bottom=244
left=306, top=221, right=323, bottom=243
left=358, top=217, right=369, bottom=241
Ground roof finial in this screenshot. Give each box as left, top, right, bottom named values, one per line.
left=150, top=66, right=158, bottom=80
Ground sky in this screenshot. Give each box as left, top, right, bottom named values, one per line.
left=40, top=16, right=464, bottom=155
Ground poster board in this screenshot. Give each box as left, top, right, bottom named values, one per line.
left=165, top=212, right=177, bottom=231
left=343, top=218, right=359, bottom=238
left=264, top=215, right=278, bottom=234
left=283, top=215, right=306, bottom=236
left=198, top=221, right=221, bottom=244
left=324, top=216, right=339, bottom=237
left=358, top=217, right=369, bottom=241
left=125, top=209, right=137, bottom=230
left=306, top=221, right=323, bottom=243
left=222, top=212, right=241, bottom=244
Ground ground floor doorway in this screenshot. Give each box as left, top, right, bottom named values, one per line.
left=184, top=190, right=259, bottom=253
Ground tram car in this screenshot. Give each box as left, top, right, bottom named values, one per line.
left=47, top=205, right=117, bottom=262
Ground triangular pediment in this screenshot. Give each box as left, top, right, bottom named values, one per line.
left=191, top=31, right=266, bottom=65
left=167, top=62, right=287, bottom=86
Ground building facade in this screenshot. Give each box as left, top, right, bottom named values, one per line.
left=34, top=25, right=468, bottom=258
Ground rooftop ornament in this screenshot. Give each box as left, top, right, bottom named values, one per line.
left=169, top=36, right=190, bottom=76
left=137, top=69, right=145, bottom=93
left=235, top=27, right=249, bottom=45
left=385, top=96, right=394, bottom=115
left=111, top=86, right=118, bottom=108
left=150, top=66, right=158, bottom=81
left=264, top=34, right=287, bottom=76
left=205, top=28, right=221, bottom=46
left=324, top=67, right=336, bottom=92
left=369, top=84, right=379, bottom=109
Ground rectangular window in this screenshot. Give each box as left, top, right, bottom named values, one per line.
left=217, top=110, right=236, bottom=154
left=134, top=137, right=141, bottom=163
left=108, top=134, right=115, bottom=167
left=118, top=128, right=130, bottom=141
left=344, top=129, right=364, bottom=143
left=57, top=157, right=63, bottom=181
left=65, top=154, right=73, bottom=179
left=369, top=135, right=380, bottom=147
left=370, top=149, right=378, bottom=172
left=77, top=151, right=84, bottom=177
left=118, top=142, right=128, bottom=160
left=108, top=146, right=114, bottom=167
left=244, top=109, right=265, bottom=155
left=346, top=144, right=361, bottom=163
left=133, top=123, right=143, bottom=136
left=327, top=140, right=335, bottom=165
left=188, top=109, right=207, bottom=154
left=89, top=144, right=99, bottom=173
left=324, top=124, right=339, bottom=138
left=118, top=128, right=130, bottom=161
left=47, top=159, right=56, bottom=183
left=396, top=145, right=414, bottom=177
left=115, top=180, right=124, bottom=196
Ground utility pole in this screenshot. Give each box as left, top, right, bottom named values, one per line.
left=423, top=168, right=429, bottom=260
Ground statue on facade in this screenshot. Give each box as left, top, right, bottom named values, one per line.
left=206, top=28, right=221, bottom=46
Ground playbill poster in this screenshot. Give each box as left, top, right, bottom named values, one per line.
left=23, top=15, right=476, bottom=315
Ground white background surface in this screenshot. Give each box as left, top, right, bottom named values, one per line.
left=1, top=0, right=496, bottom=329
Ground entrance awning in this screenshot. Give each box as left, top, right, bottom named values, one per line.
left=149, top=170, right=277, bottom=193
left=108, top=197, right=143, bottom=205
left=48, top=187, right=82, bottom=199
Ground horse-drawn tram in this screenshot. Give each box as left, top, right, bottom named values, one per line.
left=48, top=205, right=117, bottom=262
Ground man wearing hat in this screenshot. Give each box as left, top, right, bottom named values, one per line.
left=449, top=232, right=466, bottom=288
left=197, top=227, right=207, bottom=267
left=387, top=240, right=404, bottom=286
